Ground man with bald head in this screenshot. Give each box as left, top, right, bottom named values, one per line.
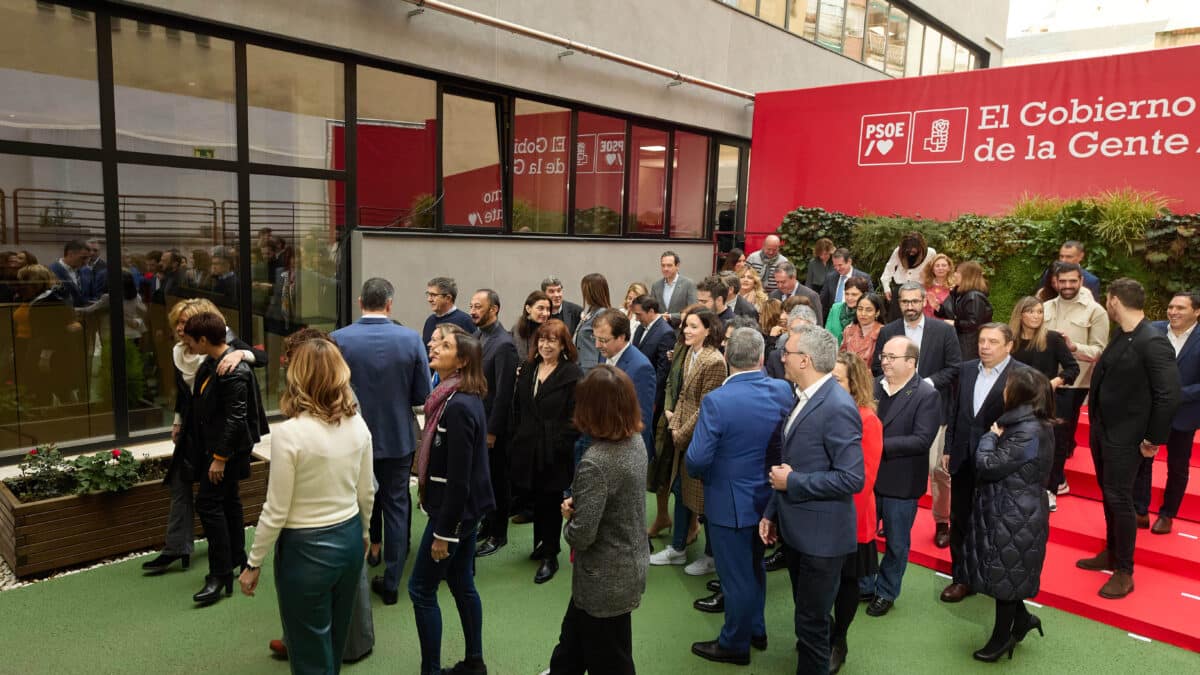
left=747, top=235, right=789, bottom=294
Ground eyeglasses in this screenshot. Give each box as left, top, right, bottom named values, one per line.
left=879, top=353, right=915, bottom=362
left=595, top=336, right=614, bottom=345
left=898, top=299, right=923, bottom=306
left=425, top=292, right=447, bottom=299
left=781, top=348, right=807, bottom=358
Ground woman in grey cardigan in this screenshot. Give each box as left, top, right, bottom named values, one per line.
left=547, top=365, right=648, bottom=675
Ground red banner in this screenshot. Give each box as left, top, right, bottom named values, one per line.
left=745, top=45, right=1200, bottom=249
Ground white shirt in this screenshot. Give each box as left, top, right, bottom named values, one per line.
left=638, top=315, right=662, bottom=345
left=973, top=356, right=1012, bottom=416
left=903, top=314, right=926, bottom=348
left=785, top=372, right=833, bottom=436
left=881, top=246, right=937, bottom=288
left=1168, top=323, right=1196, bottom=357
left=662, top=275, right=679, bottom=309
left=606, top=341, right=631, bottom=367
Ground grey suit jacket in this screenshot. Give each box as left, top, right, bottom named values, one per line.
left=651, top=275, right=698, bottom=317
left=565, top=434, right=649, bottom=618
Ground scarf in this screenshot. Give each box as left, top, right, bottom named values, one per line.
left=416, top=372, right=462, bottom=493
left=172, top=342, right=205, bottom=388
left=839, top=302, right=856, bottom=331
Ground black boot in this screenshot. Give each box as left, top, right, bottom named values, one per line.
left=534, top=557, right=559, bottom=584
left=193, top=574, right=233, bottom=604
left=142, top=553, right=190, bottom=572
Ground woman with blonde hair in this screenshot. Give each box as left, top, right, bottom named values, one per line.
left=922, top=253, right=955, bottom=318
left=759, top=298, right=783, bottom=342
left=239, top=339, right=374, bottom=675
left=620, top=282, right=649, bottom=317
left=939, top=261, right=993, bottom=360
left=738, top=266, right=769, bottom=315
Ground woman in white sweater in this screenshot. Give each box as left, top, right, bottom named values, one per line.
left=880, top=231, right=936, bottom=320
left=239, top=338, right=375, bottom=675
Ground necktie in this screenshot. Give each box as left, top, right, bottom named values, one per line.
left=634, top=326, right=645, bottom=346
left=835, top=275, right=847, bottom=303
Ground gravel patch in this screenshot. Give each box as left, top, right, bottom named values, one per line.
left=1, top=547, right=160, bottom=592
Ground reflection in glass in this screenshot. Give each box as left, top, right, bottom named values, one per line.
left=574, top=112, right=625, bottom=236
left=906, top=20, right=925, bottom=77
left=864, top=0, right=888, bottom=71
left=955, top=44, right=971, bottom=72
left=886, top=6, right=909, bottom=77
left=923, top=28, right=942, bottom=76
left=441, top=94, right=502, bottom=229
left=353, top=66, right=437, bottom=228
left=629, top=126, right=668, bottom=235
left=0, top=155, right=111, bottom=454
left=758, top=0, right=787, bottom=27
left=670, top=131, right=709, bottom=239
left=0, top=3, right=100, bottom=146
left=791, top=0, right=819, bottom=40
left=247, top=46, right=344, bottom=169
left=512, top=100, right=569, bottom=234
left=113, top=22, right=236, bottom=158
left=817, top=0, right=846, bottom=52
left=844, top=0, right=868, bottom=61
left=940, top=35, right=957, bottom=73
left=712, top=145, right=741, bottom=252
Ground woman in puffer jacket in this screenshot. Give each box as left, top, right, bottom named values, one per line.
left=966, top=367, right=1055, bottom=663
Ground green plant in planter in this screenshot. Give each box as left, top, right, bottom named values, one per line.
left=776, top=207, right=857, bottom=262
left=71, top=448, right=140, bottom=495
left=851, top=215, right=950, bottom=278
left=1145, top=213, right=1200, bottom=293
left=1092, top=187, right=1169, bottom=253
left=942, top=214, right=1035, bottom=277
left=9, top=444, right=73, bottom=502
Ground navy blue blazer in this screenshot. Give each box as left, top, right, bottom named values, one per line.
left=425, top=393, right=496, bottom=541
left=871, top=316, right=962, bottom=419
left=873, top=375, right=941, bottom=499
left=331, top=317, right=431, bottom=459
left=764, top=377, right=864, bottom=557
left=686, top=371, right=794, bottom=529
left=49, top=260, right=95, bottom=307
left=632, top=318, right=675, bottom=404
left=1152, top=321, right=1200, bottom=430
left=946, top=359, right=1028, bottom=474
left=820, top=268, right=874, bottom=313
left=479, top=321, right=519, bottom=441
left=614, top=345, right=658, bottom=459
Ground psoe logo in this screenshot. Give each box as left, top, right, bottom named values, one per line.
left=858, top=112, right=912, bottom=166
left=910, top=107, right=969, bottom=164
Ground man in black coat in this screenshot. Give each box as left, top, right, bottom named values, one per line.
left=864, top=336, right=941, bottom=617
left=630, top=295, right=675, bottom=426
left=942, top=323, right=1026, bottom=603
left=820, top=247, right=874, bottom=314
left=871, top=282, right=961, bottom=548
left=468, top=289, right=520, bottom=557
left=1076, top=279, right=1180, bottom=599
left=542, top=275, right=582, bottom=335
left=719, top=270, right=760, bottom=323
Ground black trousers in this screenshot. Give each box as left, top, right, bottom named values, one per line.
left=195, top=472, right=244, bottom=577
left=949, top=460, right=976, bottom=584
left=532, top=489, right=564, bottom=557
left=784, top=547, right=844, bottom=675
left=1091, top=431, right=1142, bottom=574
left=548, top=599, right=634, bottom=675
left=1050, top=387, right=1089, bottom=488
left=482, top=440, right=511, bottom=541
left=1134, top=427, right=1195, bottom=518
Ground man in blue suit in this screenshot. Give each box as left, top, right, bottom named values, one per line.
left=331, top=277, right=431, bottom=605
left=49, top=239, right=96, bottom=307
left=1136, top=290, right=1200, bottom=534
left=594, top=311, right=656, bottom=458
left=630, top=295, right=675, bottom=422
left=761, top=324, right=864, bottom=675
left=686, top=328, right=793, bottom=665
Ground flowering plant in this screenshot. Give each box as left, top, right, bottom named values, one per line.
left=4, top=445, right=149, bottom=502
left=72, top=448, right=141, bottom=495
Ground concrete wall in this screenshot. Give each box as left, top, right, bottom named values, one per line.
left=352, top=231, right=713, bottom=330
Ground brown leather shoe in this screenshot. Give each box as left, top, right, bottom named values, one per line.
left=1075, top=550, right=1113, bottom=571
left=1151, top=515, right=1173, bottom=535
left=1099, top=571, right=1135, bottom=599
left=934, top=523, right=950, bottom=548
left=1136, top=513, right=1150, bottom=529
left=940, top=582, right=975, bottom=602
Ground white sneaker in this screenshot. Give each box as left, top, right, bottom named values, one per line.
left=1048, top=491, right=1057, bottom=512
left=649, top=545, right=687, bottom=566
left=1056, top=480, right=1070, bottom=495
left=684, top=554, right=716, bottom=576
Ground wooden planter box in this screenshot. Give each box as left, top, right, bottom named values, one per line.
left=0, top=453, right=269, bottom=578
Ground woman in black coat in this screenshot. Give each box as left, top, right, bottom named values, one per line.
left=509, top=319, right=582, bottom=584
left=938, top=261, right=993, bottom=360
left=965, top=367, right=1054, bottom=662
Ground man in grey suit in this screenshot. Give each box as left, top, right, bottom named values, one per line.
left=651, top=250, right=698, bottom=321
left=768, top=261, right=824, bottom=324
left=330, top=277, right=431, bottom=605
left=761, top=325, right=864, bottom=675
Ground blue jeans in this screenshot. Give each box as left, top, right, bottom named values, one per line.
left=867, top=496, right=918, bottom=601
left=670, top=474, right=692, bottom=551
left=408, top=518, right=483, bottom=675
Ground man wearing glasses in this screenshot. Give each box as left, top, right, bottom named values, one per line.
left=421, top=276, right=477, bottom=348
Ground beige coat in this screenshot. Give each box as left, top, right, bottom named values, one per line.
left=1043, top=294, right=1109, bottom=387
left=667, top=346, right=727, bottom=513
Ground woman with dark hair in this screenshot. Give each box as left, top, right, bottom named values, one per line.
left=758, top=297, right=783, bottom=343
left=512, top=290, right=551, bottom=361
left=806, top=238, right=836, bottom=292
left=408, top=329, right=494, bottom=675
left=721, top=247, right=746, bottom=273
left=647, top=303, right=701, bottom=538
left=841, top=292, right=885, bottom=363
left=965, top=367, right=1054, bottom=662
left=509, top=319, right=582, bottom=584
left=653, top=308, right=727, bottom=570
left=574, top=273, right=612, bottom=372
left=939, top=261, right=993, bottom=360
left=546, top=365, right=649, bottom=674
left=828, top=351, right=883, bottom=673
left=881, top=232, right=935, bottom=314
left=824, top=275, right=871, bottom=344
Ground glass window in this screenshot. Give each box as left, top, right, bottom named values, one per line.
left=574, top=112, right=624, bottom=236
left=759, top=0, right=787, bottom=27
left=0, top=3, right=100, bottom=147
left=249, top=174, right=344, bottom=410
left=939, top=35, right=957, bottom=73
left=246, top=46, right=344, bottom=169
left=441, top=94, right=503, bottom=230
left=905, top=20, right=925, bottom=77
left=735, top=0, right=758, bottom=14
left=116, top=164, right=237, bottom=435
left=354, top=66, right=437, bottom=228
left=864, top=1, right=888, bottom=71
left=844, top=0, right=868, bottom=61
left=955, top=44, right=971, bottom=72
left=968, top=52, right=976, bottom=70
left=817, top=0, right=845, bottom=52
left=512, top=100, right=569, bottom=234
left=712, top=144, right=741, bottom=253
left=790, top=0, right=819, bottom=40
left=628, top=126, right=668, bottom=235
left=885, top=6, right=909, bottom=77
left=112, top=23, right=236, bottom=158
left=1, top=154, right=111, bottom=455
left=670, top=131, right=709, bottom=239
left=922, top=28, right=942, bottom=75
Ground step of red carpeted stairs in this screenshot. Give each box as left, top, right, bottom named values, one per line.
left=1075, top=408, right=1200, bottom=469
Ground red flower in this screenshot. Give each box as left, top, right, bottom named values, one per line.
left=111, top=449, right=122, bottom=459
left=28, top=449, right=37, bottom=456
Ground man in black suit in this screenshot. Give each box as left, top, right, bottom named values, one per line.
left=208, top=246, right=239, bottom=310
left=768, top=261, right=824, bottom=324
left=941, top=322, right=1025, bottom=602
left=1076, top=279, right=1180, bottom=599
left=864, top=336, right=941, bottom=618
left=820, top=248, right=874, bottom=314
left=719, top=270, right=760, bottom=322
left=697, top=275, right=735, bottom=326
left=542, top=275, right=582, bottom=334
left=467, top=289, right=519, bottom=558
left=872, top=281, right=961, bottom=549
left=630, top=295, right=675, bottom=422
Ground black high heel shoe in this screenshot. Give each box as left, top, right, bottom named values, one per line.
left=142, top=553, right=190, bottom=572
left=972, top=636, right=1017, bottom=662
left=193, top=574, right=234, bottom=604
left=367, top=547, right=382, bottom=567
left=1014, top=614, right=1044, bottom=642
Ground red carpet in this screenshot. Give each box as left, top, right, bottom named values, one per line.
left=899, top=406, right=1200, bottom=653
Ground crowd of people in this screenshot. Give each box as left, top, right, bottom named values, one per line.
left=132, top=231, right=1195, bottom=675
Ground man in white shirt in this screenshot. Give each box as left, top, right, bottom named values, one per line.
left=651, top=250, right=698, bottom=320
